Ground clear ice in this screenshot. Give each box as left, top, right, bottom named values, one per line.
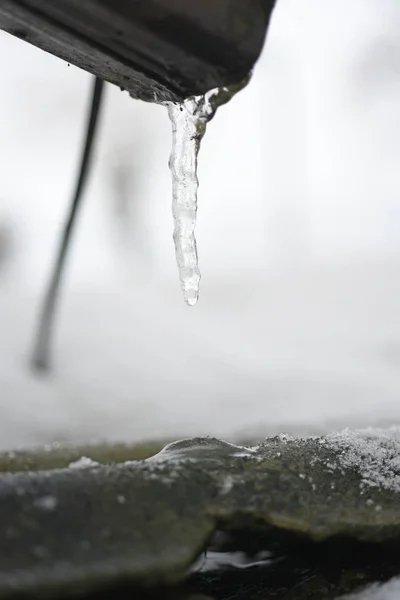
left=165, top=77, right=250, bottom=306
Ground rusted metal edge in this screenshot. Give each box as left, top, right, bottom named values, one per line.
left=0, top=0, right=276, bottom=103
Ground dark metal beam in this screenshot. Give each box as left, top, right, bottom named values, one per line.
left=0, top=0, right=276, bottom=102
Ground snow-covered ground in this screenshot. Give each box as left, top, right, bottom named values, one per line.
left=1, top=260, right=400, bottom=450
left=0, top=0, right=400, bottom=452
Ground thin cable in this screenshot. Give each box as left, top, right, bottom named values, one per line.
left=31, top=76, right=105, bottom=371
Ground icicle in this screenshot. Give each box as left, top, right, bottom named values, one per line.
left=165, top=76, right=250, bottom=306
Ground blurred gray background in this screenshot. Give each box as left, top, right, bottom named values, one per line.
left=0, top=0, right=400, bottom=450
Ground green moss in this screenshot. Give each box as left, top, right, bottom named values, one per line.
left=0, top=439, right=170, bottom=473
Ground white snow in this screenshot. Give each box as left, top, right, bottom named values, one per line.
left=323, top=427, right=400, bottom=493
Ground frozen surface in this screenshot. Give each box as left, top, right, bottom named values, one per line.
left=166, top=83, right=247, bottom=305
left=167, top=98, right=204, bottom=306
left=166, top=91, right=216, bottom=305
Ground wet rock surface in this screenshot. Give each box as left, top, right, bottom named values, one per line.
left=0, top=439, right=169, bottom=473
left=0, top=434, right=399, bottom=598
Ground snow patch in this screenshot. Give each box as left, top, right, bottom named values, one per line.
left=323, top=427, right=400, bottom=493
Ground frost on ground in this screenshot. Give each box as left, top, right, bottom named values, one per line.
left=340, top=577, right=400, bottom=599
left=323, top=427, right=400, bottom=494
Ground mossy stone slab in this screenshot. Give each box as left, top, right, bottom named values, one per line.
left=0, top=435, right=399, bottom=598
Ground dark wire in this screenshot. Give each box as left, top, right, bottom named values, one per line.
left=31, top=76, right=105, bottom=371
